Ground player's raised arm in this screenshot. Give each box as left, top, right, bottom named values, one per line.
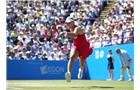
left=60, top=17, right=84, bottom=38
left=60, top=27, right=84, bottom=38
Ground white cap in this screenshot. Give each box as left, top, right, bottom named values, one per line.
left=53, top=48, right=57, bottom=51
left=41, top=7, right=45, bottom=9
left=65, top=17, right=74, bottom=23
left=24, top=15, right=28, bottom=18
left=65, top=39, right=68, bottom=42
left=75, top=20, right=81, bottom=26
left=26, top=51, right=30, bottom=54
left=7, top=45, right=10, bottom=47
left=27, top=10, right=30, bottom=12
left=25, top=21, right=28, bottom=24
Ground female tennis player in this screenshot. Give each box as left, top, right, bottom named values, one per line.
left=60, top=17, right=93, bottom=82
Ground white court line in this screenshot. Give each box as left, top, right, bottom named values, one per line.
left=7, top=87, right=23, bottom=90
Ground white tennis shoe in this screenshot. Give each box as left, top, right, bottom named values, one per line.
left=78, top=68, right=83, bottom=79
left=65, top=72, right=71, bottom=82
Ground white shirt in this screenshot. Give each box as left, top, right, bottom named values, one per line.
left=39, top=28, right=45, bottom=35
left=16, top=10, right=22, bottom=16
left=36, top=23, right=42, bottom=30
left=44, top=51, right=51, bottom=58
left=118, top=50, right=132, bottom=66
left=53, top=52, right=58, bottom=59
left=22, top=41, right=26, bottom=47
left=48, top=56, right=55, bottom=60
left=44, top=7, right=48, bottom=13
left=25, top=36, right=31, bottom=43
left=24, top=57, right=32, bottom=60
left=17, top=35, right=23, bottom=41
left=56, top=57, right=64, bottom=61
left=16, top=23, right=24, bottom=30
left=59, top=51, right=66, bottom=59
left=61, top=9, right=66, bottom=15
left=9, top=57, right=16, bottom=60
left=6, top=13, right=12, bottom=19
left=41, top=15, right=46, bottom=22
left=46, top=6, right=52, bottom=11
left=47, top=46, right=53, bottom=52
left=22, top=52, right=26, bottom=57
left=30, top=10, right=35, bottom=16
left=93, top=41, right=102, bottom=48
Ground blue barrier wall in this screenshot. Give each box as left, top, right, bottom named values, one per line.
left=7, top=60, right=86, bottom=80
left=7, top=44, right=134, bottom=80
left=86, top=44, right=134, bottom=80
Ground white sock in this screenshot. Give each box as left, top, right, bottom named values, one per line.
left=68, top=72, right=71, bottom=75
left=80, top=68, right=83, bottom=71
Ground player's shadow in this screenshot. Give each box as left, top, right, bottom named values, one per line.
left=71, top=86, right=114, bottom=89
left=89, top=86, right=114, bottom=88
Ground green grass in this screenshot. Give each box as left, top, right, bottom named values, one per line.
left=6, top=80, right=134, bottom=90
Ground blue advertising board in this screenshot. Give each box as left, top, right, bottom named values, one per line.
left=7, top=44, right=134, bottom=80
left=7, top=60, right=86, bottom=80
left=86, top=44, right=134, bottom=80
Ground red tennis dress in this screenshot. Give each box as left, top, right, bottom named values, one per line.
left=71, top=27, right=93, bottom=60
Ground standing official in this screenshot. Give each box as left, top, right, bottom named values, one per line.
left=115, top=48, right=133, bottom=81
left=106, top=50, right=114, bottom=81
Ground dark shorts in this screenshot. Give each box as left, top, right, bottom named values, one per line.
left=107, top=63, right=114, bottom=69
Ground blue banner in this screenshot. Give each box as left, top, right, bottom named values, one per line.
left=7, top=60, right=86, bottom=80
left=86, top=44, right=134, bottom=80
left=7, top=44, right=134, bottom=80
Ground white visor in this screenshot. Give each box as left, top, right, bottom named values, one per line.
left=65, top=18, right=74, bottom=23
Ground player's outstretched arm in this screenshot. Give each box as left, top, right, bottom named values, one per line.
left=60, top=27, right=84, bottom=38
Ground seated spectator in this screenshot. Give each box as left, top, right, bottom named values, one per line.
left=22, top=47, right=27, bottom=57
left=16, top=41, right=24, bottom=51
left=17, top=52, right=24, bottom=60
left=102, top=35, right=108, bottom=47
left=58, top=47, right=67, bottom=60
left=44, top=48, right=51, bottom=59
left=124, top=32, right=133, bottom=44
left=32, top=53, right=41, bottom=60
left=36, top=46, right=43, bottom=57
left=6, top=45, right=11, bottom=55
left=56, top=54, right=64, bottom=61
left=24, top=51, right=32, bottom=60
left=48, top=52, right=56, bottom=60
left=13, top=46, right=19, bottom=58
left=26, top=42, right=31, bottom=51
left=112, top=33, right=122, bottom=45
left=8, top=52, right=16, bottom=60
left=62, top=41, right=68, bottom=51
left=93, top=36, right=102, bottom=48
left=30, top=46, right=36, bottom=57
left=53, top=48, right=59, bottom=59
left=106, top=33, right=112, bottom=46
left=57, top=38, right=63, bottom=47
left=41, top=53, right=48, bottom=60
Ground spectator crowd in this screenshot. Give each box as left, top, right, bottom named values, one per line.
left=6, top=0, right=134, bottom=60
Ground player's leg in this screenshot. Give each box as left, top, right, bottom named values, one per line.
left=65, top=48, right=79, bottom=82
left=106, top=69, right=111, bottom=81
left=110, top=69, right=114, bottom=80
left=78, top=58, right=86, bottom=79
left=109, top=69, right=111, bottom=80
left=118, top=66, right=126, bottom=81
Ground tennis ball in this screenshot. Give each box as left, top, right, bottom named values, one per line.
left=11, top=32, right=15, bottom=37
